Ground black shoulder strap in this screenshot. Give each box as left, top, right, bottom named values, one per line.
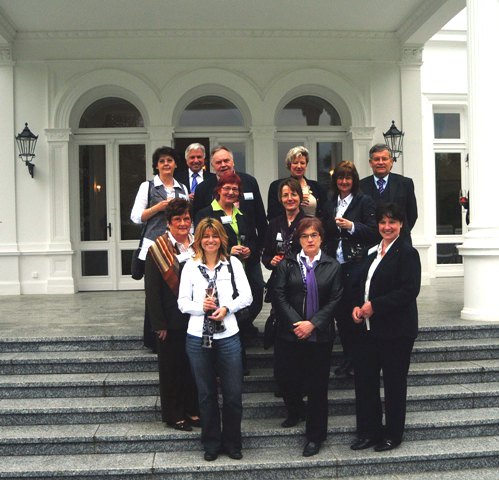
left=227, top=256, right=239, bottom=300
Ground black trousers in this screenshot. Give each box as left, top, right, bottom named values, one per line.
left=352, top=334, right=414, bottom=443
left=156, top=330, right=199, bottom=424
left=275, top=338, right=332, bottom=443
left=335, top=261, right=363, bottom=360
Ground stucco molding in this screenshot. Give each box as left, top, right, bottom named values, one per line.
left=17, top=29, right=396, bottom=41
left=349, top=126, right=375, bottom=140
left=401, top=46, right=424, bottom=66
left=0, top=45, right=12, bottom=63
left=45, top=128, right=71, bottom=142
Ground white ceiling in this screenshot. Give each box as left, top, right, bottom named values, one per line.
left=0, top=0, right=464, bottom=44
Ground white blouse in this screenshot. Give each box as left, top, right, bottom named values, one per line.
left=177, top=256, right=253, bottom=339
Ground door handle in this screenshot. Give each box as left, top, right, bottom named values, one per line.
left=107, top=222, right=112, bottom=238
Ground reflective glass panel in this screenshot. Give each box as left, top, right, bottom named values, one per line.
left=79, top=145, right=107, bottom=241
left=435, top=152, right=462, bottom=235
left=317, top=142, right=342, bottom=191
left=437, top=243, right=462, bottom=264
left=79, top=97, right=144, bottom=128
left=278, top=96, right=341, bottom=126
left=121, top=250, right=134, bottom=276
left=81, top=251, right=109, bottom=276
left=223, top=142, right=246, bottom=172
left=179, top=96, right=244, bottom=127
left=119, top=144, right=146, bottom=240
left=434, top=113, right=460, bottom=139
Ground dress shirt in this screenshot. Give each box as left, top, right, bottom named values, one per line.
left=335, top=193, right=355, bottom=263
left=178, top=256, right=253, bottom=339
left=363, top=236, right=399, bottom=329
left=373, top=174, right=389, bottom=190
left=189, top=169, right=205, bottom=191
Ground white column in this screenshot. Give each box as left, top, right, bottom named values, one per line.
left=350, top=126, right=375, bottom=179
left=0, top=46, right=21, bottom=294
left=250, top=126, right=276, bottom=209
left=45, top=128, right=75, bottom=293
left=459, top=0, right=499, bottom=321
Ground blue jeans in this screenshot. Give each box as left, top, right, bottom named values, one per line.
left=186, top=333, right=243, bottom=453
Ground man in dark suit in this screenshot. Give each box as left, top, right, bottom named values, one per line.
left=359, top=144, right=417, bottom=241
left=193, top=145, right=268, bottom=339
left=174, top=143, right=215, bottom=202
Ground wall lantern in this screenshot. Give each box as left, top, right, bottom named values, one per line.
left=15, top=123, right=38, bottom=178
left=383, top=120, right=404, bottom=161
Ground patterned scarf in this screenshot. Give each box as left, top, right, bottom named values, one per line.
left=148, top=234, right=181, bottom=295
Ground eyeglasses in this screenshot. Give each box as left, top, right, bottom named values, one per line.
left=299, top=233, right=320, bottom=240
left=221, top=186, right=239, bottom=193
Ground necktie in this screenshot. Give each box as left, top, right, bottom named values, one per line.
left=377, top=178, right=385, bottom=195
left=191, top=173, right=199, bottom=193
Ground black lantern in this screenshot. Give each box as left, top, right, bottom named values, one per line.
left=15, top=123, right=38, bottom=178
left=383, top=120, right=404, bottom=161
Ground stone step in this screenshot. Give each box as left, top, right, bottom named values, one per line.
left=0, top=383, right=497, bottom=426
left=1, top=359, right=497, bottom=399
left=0, top=337, right=498, bottom=375
left=309, top=468, right=499, bottom=480
left=0, top=324, right=497, bottom=354
left=0, top=407, right=497, bottom=456
left=0, top=436, right=497, bottom=479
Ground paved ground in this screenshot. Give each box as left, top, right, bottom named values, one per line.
left=0, top=277, right=488, bottom=340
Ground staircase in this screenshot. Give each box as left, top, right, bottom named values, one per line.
left=0, top=319, right=498, bottom=479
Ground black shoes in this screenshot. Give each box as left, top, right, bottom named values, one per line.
left=204, top=451, right=219, bottom=461
left=374, top=439, right=401, bottom=452
left=281, top=416, right=305, bottom=428
left=350, top=437, right=379, bottom=450
left=226, top=449, right=243, bottom=460
left=303, top=441, right=321, bottom=457
left=167, top=420, right=192, bottom=432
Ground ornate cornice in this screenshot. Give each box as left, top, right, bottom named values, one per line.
left=45, top=128, right=71, bottom=142
left=401, top=46, right=424, bottom=66
left=0, top=6, right=16, bottom=43
left=250, top=126, right=276, bottom=138
left=349, top=126, right=375, bottom=140
left=0, top=45, right=12, bottom=63
left=17, top=29, right=397, bottom=41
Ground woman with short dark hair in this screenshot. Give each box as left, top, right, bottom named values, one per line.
left=350, top=202, right=421, bottom=452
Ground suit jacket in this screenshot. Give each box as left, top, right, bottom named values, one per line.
left=354, top=237, right=421, bottom=340
left=174, top=169, right=216, bottom=194
left=193, top=171, right=268, bottom=249
left=267, top=177, right=326, bottom=220
left=359, top=173, right=418, bottom=237
left=194, top=204, right=259, bottom=264
left=322, top=192, right=378, bottom=262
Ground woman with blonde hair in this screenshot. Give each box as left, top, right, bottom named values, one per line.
left=178, top=218, right=252, bottom=462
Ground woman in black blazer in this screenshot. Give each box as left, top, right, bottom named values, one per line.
left=267, top=146, right=326, bottom=220
left=272, top=217, right=343, bottom=457
left=350, top=203, right=421, bottom=452
left=322, top=161, right=378, bottom=377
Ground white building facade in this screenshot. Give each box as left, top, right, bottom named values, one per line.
left=2, top=0, right=498, bottom=323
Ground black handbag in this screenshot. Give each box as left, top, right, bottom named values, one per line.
left=131, top=181, right=153, bottom=280
left=263, top=309, right=277, bottom=350
left=227, top=257, right=252, bottom=325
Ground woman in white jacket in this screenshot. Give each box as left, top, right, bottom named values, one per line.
left=178, top=217, right=252, bottom=462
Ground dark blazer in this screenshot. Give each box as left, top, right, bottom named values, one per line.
left=193, top=171, right=268, bottom=249
left=322, top=192, right=378, bottom=262
left=267, top=177, right=326, bottom=220
left=174, top=169, right=216, bottom=194
left=144, top=245, right=189, bottom=332
left=359, top=173, right=418, bottom=237
left=194, top=204, right=259, bottom=265
left=354, top=237, right=421, bottom=340
left=272, top=253, right=343, bottom=343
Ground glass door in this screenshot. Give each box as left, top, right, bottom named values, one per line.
left=75, top=141, right=146, bottom=290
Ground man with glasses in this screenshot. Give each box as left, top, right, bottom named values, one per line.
left=359, top=144, right=418, bottom=242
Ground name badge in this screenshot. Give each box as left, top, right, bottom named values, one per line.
left=276, top=232, right=283, bottom=241
left=176, top=252, right=192, bottom=263
left=220, top=215, right=232, bottom=224
left=243, top=192, right=254, bottom=200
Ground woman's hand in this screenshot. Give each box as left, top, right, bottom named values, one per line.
left=352, top=306, right=364, bottom=324
left=203, top=297, right=218, bottom=313
left=270, top=254, right=284, bottom=266
left=231, top=245, right=251, bottom=259
left=209, top=306, right=228, bottom=322
left=293, top=320, right=315, bottom=340
left=156, top=330, right=168, bottom=341
left=335, top=217, right=353, bottom=230
left=143, top=199, right=171, bottom=221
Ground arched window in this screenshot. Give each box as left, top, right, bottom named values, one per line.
left=79, top=97, right=144, bottom=128
left=178, top=96, right=244, bottom=127
left=277, top=95, right=341, bottom=126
